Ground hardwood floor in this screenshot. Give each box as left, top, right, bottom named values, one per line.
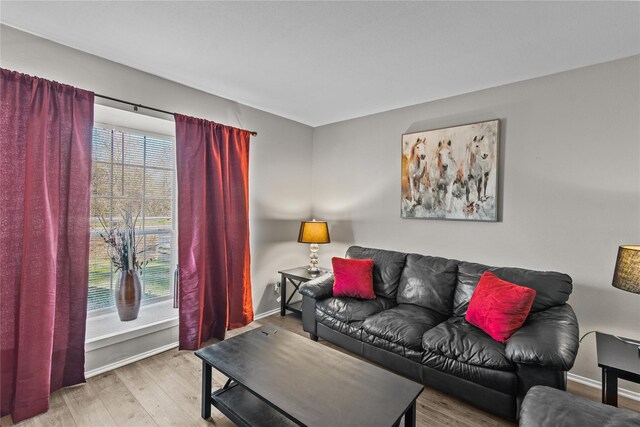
left=2, top=313, right=639, bottom=426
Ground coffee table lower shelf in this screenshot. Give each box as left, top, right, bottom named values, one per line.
left=211, top=382, right=298, bottom=427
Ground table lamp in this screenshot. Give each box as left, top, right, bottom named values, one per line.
left=612, top=245, right=640, bottom=294
left=612, top=245, right=640, bottom=356
left=298, top=220, right=330, bottom=273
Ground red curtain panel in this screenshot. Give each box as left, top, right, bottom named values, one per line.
left=175, top=114, right=253, bottom=350
left=0, top=69, right=94, bottom=422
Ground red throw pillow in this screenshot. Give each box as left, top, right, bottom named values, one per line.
left=332, top=257, right=376, bottom=299
left=466, top=271, right=536, bottom=343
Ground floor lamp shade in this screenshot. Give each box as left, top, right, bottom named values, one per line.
left=612, top=245, right=640, bottom=294
left=298, top=221, right=330, bottom=273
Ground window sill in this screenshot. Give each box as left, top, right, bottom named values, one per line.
left=85, top=299, right=178, bottom=351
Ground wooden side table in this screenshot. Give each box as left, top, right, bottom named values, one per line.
left=277, top=267, right=330, bottom=316
left=596, top=331, right=640, bottom=406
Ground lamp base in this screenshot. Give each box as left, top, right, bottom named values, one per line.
left=308, top=243, right=320, bottom=273
left=307, top=268, right=321, bottom=278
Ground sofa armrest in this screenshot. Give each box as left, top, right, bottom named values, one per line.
left=505, top=304, right=579, bottom=371
left=520, top=385, right=640, bottom=427
left=299, top=273, right=334, bottom=300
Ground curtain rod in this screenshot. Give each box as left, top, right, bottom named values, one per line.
left=94, top=93, right=258, bottom=137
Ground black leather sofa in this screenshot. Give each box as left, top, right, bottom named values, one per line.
left=299, top=246, right=579, bottom=420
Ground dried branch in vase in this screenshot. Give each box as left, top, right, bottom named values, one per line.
left=98, top=209, right=151, bottom=272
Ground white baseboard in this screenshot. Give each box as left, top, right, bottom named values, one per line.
left=568, top=372, right=640, bottom=402
left=254, top=308, right=280, bottom=320
left=85, top=342, right=178, bottom=379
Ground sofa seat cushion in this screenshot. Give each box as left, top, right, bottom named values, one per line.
left=362, top=334, right=424, bottom=363
left=422, top=317, right=513, bottom=370
left=316, top=315, right=364, bottom=340
left=422, top=352, right=517, bottom=395
left=316, top=296, right=395, bottom=324
left=362, top=304, right=447, bottom=351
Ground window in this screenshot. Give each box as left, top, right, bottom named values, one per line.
left=88, top=124, right=176, bottom=313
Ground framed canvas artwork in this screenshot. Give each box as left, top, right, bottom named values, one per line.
left=401, top=119, right=499, bottom=221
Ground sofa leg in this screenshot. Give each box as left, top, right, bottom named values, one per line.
left=309, top=333, right=318, bottom=342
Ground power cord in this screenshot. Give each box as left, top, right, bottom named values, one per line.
left=579, top=330, right=596, bottom=343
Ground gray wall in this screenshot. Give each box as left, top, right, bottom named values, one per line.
left=0, top=25, right=313, bottom=317
left=312, top=56, right=640, bottom=392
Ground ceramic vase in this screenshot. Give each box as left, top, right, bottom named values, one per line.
left=116, top=270, right=141, bottom=321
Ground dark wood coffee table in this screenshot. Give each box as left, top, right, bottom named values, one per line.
left=196, top=326, right=423, bottom=426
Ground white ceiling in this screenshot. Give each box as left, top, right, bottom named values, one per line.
left=1, top=1, right=639, bottom=126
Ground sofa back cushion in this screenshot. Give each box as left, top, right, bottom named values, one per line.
left=453, top=261, right=573, bottom=316
left=346, top=246, right=407, bottom=299
left=397, top=254, right=458, bottom=315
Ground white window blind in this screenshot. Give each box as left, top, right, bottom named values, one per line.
left=88, top=126, right=175, bottom=313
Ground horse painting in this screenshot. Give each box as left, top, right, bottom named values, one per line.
left=401, top=119, right=499, bottom=221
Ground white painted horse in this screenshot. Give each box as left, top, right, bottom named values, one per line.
left=408, top=138, right=428, bottom=205
left=429, top=140, right=457, bottom=210
left=467, top=135, right=493, bottom=202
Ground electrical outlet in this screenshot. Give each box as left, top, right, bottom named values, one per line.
left=273, top=282, right=281, bottom=294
